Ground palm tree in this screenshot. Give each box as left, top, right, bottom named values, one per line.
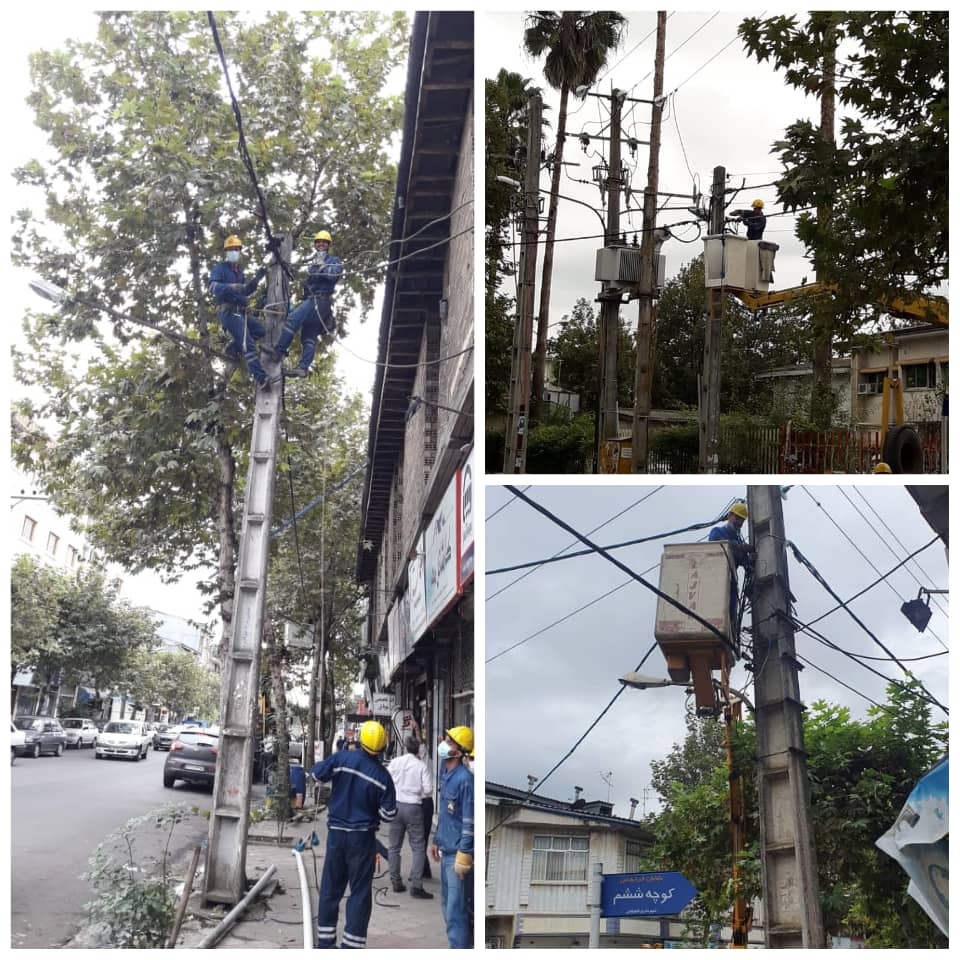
left=523, top=11, right=627, bottom=422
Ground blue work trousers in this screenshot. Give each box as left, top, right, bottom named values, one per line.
left=275, top=296, right=335, bottom=371
left=220, top=307, right=267, bottom=384
left=316, top=828, right=376, bottom=949
left=440, top=851, right=473, bottom=948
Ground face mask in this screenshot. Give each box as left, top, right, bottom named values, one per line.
left=438, top=741, right=453, bottom=761
left=226, top=250, right=240, bottom=263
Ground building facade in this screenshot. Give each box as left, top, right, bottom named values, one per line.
left=355, top=11, right=474, bottom=758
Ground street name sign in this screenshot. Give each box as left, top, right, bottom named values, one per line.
left=601, top=871, right=698, bottom=917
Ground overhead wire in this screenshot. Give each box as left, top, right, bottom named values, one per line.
left=486, top=486, right=664, bottom=602
left=486, top=486, right=530, bottom=523
left=801, top=487, right=946, bottom=648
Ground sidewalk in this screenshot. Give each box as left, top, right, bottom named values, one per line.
left=175, top=804, right=451, bottom=949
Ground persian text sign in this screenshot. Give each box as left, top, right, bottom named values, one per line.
left=425, top=475, right=459, bottom=626
left=458, top=449, right=475, bottom=588
left=408, top=532, right=427, bottom=641
left=601, top=872, right=698, bottom=918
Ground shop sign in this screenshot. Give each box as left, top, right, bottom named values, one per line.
left=458, top=448, right=475, bottom=588
left=425, top=475, right=459, bottom=626
left=408, top=532, right=428, bottom=640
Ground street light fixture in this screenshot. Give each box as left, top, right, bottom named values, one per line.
left=29, top=279, right=68, bottom=304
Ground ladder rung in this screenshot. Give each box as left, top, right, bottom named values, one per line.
left=230, top=651, right=254, bottom=662
left=237, top=578, right=259, bottom=591
left=245, top=513, right=265, bottom=524
left=213, top=805, right=243, bottom=819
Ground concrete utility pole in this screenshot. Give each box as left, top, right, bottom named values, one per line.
left=204, top=236, right=290, bottom=905
left=503, top=94, right=542, bottom=473
left=598, top=88, right=626, bottom=445
left=747, top=485, right=825, bottom=948
left=699, top=166, right=726, bottom=473
left=631, top=11, right=668, bottom=473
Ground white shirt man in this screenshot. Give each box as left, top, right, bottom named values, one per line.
left=386, top=737, right=434, bottom=897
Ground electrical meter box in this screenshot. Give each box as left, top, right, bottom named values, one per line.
left=703, top=235, right=779, bottom=292
left=655, top=542, right=735, bottom=711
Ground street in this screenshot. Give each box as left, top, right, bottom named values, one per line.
left=11, top=745, right=229, bottom=948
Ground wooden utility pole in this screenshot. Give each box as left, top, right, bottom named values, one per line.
left=204, top=235, right=290, bottom=905
left=699, top=166, right=726, bottom=473
left=597, top=88, right=625, bottom=444
left=503, top=94, right=542, bottom=473
left=631, top=11, right=667, bottom=473
left=747, top=486, right=825, bottom=948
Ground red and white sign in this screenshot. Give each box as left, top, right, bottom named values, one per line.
left=458, top=449, right=474, bottom=589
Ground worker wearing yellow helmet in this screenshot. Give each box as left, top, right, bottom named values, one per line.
left=739, top=198, right=767, bottom=239
left=430, top=725, right=475, bottom=947
left=207, top=235, right=272, bottom=388
left=266, top=229, right=343, bottom=378
left=874, top=462, right=893, bottom=474
left=708, top=501, right=756, bottom=640
left=310, top=719, right=397, bottom=949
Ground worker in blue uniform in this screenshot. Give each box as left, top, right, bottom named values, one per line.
left=311, top=720, right=397, bottom=949
left=267, top=229, right=343, bottom=377
left=430, top=726, right=474, bottom=949
left=740, top=199, right=767, bottom=239
left=207, top=235, right=271, bottom=388
left=708, top=501, right=755, bottom=638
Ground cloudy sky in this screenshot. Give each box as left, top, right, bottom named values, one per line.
left=485, top=9, right=886, bottom=337
left=7, top=11, right=407, bottom=622
left=484, top=482, right=948, bottom=816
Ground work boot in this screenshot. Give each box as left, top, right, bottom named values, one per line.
left=410, top=886, right=433, bottom=900
left=392, top=879, right=406, bottom=893
left=284, top=366, right=309, bottom=378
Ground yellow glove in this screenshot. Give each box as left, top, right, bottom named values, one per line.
left=454, top=851, right=473, bottom=879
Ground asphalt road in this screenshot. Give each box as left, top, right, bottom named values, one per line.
left=11, top=743, right=229, bottom=948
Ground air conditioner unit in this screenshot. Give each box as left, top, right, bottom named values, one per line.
left=858, top=382, right=878, bottom=395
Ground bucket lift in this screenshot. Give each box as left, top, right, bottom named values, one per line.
left=654, top=542, right=737, bottom=715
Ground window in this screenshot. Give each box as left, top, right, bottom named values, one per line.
left=625, top=838, right=644, bottom=873
left=47, top=532, right=60, bottom=556
left=902, top=361, right=936, bottom=390
left=858, top=371, right=885, bottom=394
left=21, top=516, right=37, bottom=542
left=68, top=545, right=79, bottom=567
left=531, top=834, right=589, bottom=883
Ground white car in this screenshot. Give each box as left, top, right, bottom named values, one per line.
left=62, top=717, right=99, bottom=749
left=10, top=721, right=26, bottom=764
left=95, top=720, right=151, bottom=760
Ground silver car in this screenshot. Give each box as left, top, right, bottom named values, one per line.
left=62, top=717, right=99, bottom=749
left=94, top=720, right=151, bottom=760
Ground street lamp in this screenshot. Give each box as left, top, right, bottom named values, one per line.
left=29, top=279, right=68, bottom=304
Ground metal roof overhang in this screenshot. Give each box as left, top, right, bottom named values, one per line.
left=357, top=12, right=473, bottom=582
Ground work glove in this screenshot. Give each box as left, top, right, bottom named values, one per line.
left=453, top=851, right=473, bottom=878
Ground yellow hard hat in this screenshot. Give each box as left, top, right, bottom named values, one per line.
left=874, top=462, right=893, bottom=474
left=359, top=720, right=388, bottom=755
left=223, top=235, right=243, bottom=250
left=446, top=726, right=474, bottom=755
left=729, top=502, right=749, bottom=520
left=751, top=199, right=764, bottom=209
left=313, top=230, right=333, bottom=244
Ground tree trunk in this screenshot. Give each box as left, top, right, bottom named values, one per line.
left=809, top=21, right=837, bottom=430
left=214, top=438, right=238, bottom=666
left=531, top=83, right=569, bottom=423
left=263, top=613, right=292, bottom=819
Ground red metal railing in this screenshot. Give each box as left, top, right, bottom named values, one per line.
left=779, top=425, right=942, bottom=474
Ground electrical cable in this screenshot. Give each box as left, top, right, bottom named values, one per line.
left=486, top=514, right=722, bottom=577
left=488, top=641, right=660, bottom=836
left=672, top=93, right=696, bottom=182
left=792, top=614, right=946, bottom=665
left=785, top=539, right=947, bottom=715
left=334, top=339, right=473, bottom=370
left=486, top=486, right=530, bottom=523
left=794, top=651, right=886, bottom=710
left=801, top=487, right=946, bottom=649
left=486, top=487, right=664, bottom=602
left=846, top=487, right=949, bottom=620
left=279, top=387, right=309, bottom=609
left=505, top=486, right=737, bottom=656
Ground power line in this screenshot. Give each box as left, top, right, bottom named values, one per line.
left=334, top=340, right=473, bottom=370
left=793, top=614, right=946, bottom=665
left=505, top=486, right=736, bottom=655
left=486, top=514, right=722, bottom=577
left=487, top=487, right=664, bottom=602
left=785, top=539, right=947, bottom=716
left=801, top=487, right=946, bottom=649
left=486, top=487, right=530, bottom=523
left=795, top=651, right=885, bottom=710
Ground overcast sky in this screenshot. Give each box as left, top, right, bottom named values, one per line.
left=484, top=483, right=948, bottom=817
left=484, top=9, right=946, bottom=341
left=7, top=11, right=407, bottom=623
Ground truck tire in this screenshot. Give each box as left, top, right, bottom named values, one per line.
left=882, top=425, right=924, bottom=473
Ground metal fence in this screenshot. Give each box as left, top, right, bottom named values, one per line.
left=780, top=425, right=942, bottom=474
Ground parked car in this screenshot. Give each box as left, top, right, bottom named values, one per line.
left=11, top=721, right=26, bottom=764
left=61, top=717, right=99, bottom=749
left=94, top=720, right=151, bottom=760
left=163, top=728, right=220, bottom=790
left=13, top=716, right=67, bottom=758
left=153, top=725, right=180, bottom=751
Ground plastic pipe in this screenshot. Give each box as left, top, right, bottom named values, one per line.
left=292, top=848, right=314, bottom=949
left=197, top=864, right=278, bottom=949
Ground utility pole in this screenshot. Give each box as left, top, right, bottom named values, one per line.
left=699, top=166, right=726, bottom=473
left=503, top=94, right=542, bottom=473
left=203, top=236, right=290, bottom=905
left=631, top=11, right=667, bottom=473
left=747, top=485, right=825, bottom=948
left=597, top=87, right=625, bottom=445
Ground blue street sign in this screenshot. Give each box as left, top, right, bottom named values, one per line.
left=601, top=871, right=698, bottom=918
